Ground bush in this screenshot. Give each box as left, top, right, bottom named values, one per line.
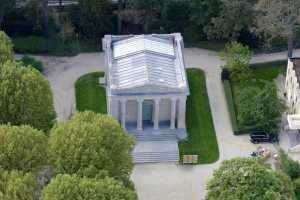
left=221, top=68, right=230, bottom=81
left=294, top=178, right=300, bottom=200
left=48, top=111, right=134, bottom=184
left=280, top=150, right=300, bottom=180
left=0, top=61, right=56, bottom=131
left=0, top=169, right=37, bottom=200
left=13, top=36, right=80, bottom=56
left=0, top=125, right=48, bottom=172
left=0, top=31, right=14, bottom=64
left=41, top=174, right=137, bottom=200
left=20, top=55, right=43, bottom=72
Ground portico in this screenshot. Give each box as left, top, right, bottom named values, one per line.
left=103, top=33, right=189, bottom=143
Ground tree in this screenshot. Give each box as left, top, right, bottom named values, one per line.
left=0, top=124, right=47, bottom=172
left=236, top=83, right=285, bottom=133
left=0, top=0, right=16, bottom=30
left=204, top=0, right=255, bottom=40
left=255, top=0, right=300, bottom=57
left=293, top=178, right=300, bottom=200
left=48, top=111, right=135, bottom=184
left=41, top=174, right=136, bottom=200
left=0, top=31, right=13, bottom=64
left=206, top=158, right=296, bottom=200
left=0, top=169, right=37, bottom=200
left=0, top=61, right=56, bottom=131
left=122, top=0, right=166, bottom=33
left=70, top=0, right=116, bottom=42
left=220, top=42, right=252, bottom=83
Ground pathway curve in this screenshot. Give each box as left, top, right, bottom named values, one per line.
left=25, top=48, right=300, bottom=200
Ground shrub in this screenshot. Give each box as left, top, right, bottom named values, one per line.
left=0, top=169, right=37, bottom=200
left=221, top=68, right=230, bottom=81
left=0, top=124, right=48, bottom=172
left=41, top=174, right=137, bottom=200
left=0, top=31, right=13, bottom=64
left=206, top=158, right=296, bottom=200
left=0, top=61, right=56, bottom=131
left=20, top=55, right=43, bottom=72
left=280, top=150, right=300, bottom=180
left=48, top=111, right=134, bottom=184
left=294, top=178, right=300, bottom=200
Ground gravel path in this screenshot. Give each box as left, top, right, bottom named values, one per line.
left=25, top=48, right=300, bottom=200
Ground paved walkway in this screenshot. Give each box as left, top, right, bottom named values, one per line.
left=23, top=48, right=300, bottom=200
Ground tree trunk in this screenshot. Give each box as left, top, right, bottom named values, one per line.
left=42, top=0, right=49, bottom=37
left=117, top=0, right=122, bottom=34
left=288, top=34, right=294, bottom=58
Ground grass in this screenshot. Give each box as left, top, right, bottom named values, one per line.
left=75, top=72, right=106, bottom=114
left=224, top=61, right=287, bottom=134
left=179, top=69, right=219, bottom=164
left=185, top=40, right=227, bottom=52
left=75, top=69, right=219, bottom=164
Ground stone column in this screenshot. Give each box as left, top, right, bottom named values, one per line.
left=177, top=96, right=187, bottom=129
left=121, top=99, right=126, bottom=129
left=137, top=98, right=143, bottom=130
left=154, top=98, right=160, bottom=130
left=170, top=98, right=177, bottom=129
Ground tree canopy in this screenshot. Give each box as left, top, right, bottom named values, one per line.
left=0, top=61, right=56, bottom=131
left=41, top=174, right=137, bottom=200
left=236, top=83, right=285, bottom=133
left=255, top=0, right=300, bottom=57
left=0, top=169, right=37, bottom=200
left=0, top=31, right=13, bottom=64
left=206, top=158, right=296, bottom=200
left=48, top=111, right=135, bottom=184
left=0, top=124, right=47, bottom=172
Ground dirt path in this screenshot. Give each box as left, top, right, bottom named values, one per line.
left=21, top=48, right=300, bottom=200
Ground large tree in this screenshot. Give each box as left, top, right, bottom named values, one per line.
left=236, top=83, right=285, bottom=133
left=0, top=169, right=37, bottom=200
left=70, top=0, right=116, bottom=41
left=41, top=174, right=137, bottom=200
left=0, top=31, right=13, bottom=64
left=0, top=0, right=16, bottom=30
left=0, top=61, right=56, bottom=131
left=206, top=158, right=296, bottom=200
left=48, top=111, right=134, bottom=185
left=0, top=124, right=47, bottom=172
left=204, top=0, right=255, bottom=40
left=255, top=0, right=300, bottom=57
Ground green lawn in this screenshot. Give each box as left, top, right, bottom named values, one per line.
left=75, top=69, right=219, bottom=164
left=179, top=69, right=219, bottom=164
left=75, top=72, right=106, bottom=113
left=224, top=61, right=287, bottom=134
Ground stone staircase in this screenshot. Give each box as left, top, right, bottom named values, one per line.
left=131, top=140, right=179, bottom=163
left=129, top=128, right=182, bottom=163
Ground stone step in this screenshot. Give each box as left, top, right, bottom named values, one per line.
left=133, top=152, right=179, bottom=163
left=132, top=134, right=177, bottom=141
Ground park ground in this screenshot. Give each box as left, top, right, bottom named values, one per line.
left=19, top=48, right=300, bottom=200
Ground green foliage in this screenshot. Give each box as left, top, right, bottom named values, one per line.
left=41, top=174, right=136, bottom=200
left=280, top=150, right=300, bottom=180
left=204, top=0, right=254, bottom=40
left=223, top=80, right=238, bottom=132
left=20, top=55, right=43, bottom=72
left=293, top=178, right=300, bottom=200
left=0, top=61, right=56, bottom=131
left=0, top=169, right=37, bottom=200
left=13, top=36, right=80, bottom=56
left=70, top=0, right=116, bottom=42
left=0, top=124, right=47, bottom=172
left=206, top=158, right=296, bottom=200
left=0, top=31, right=13, bottom=64
left=75, top=72, right=106, bottom=113
left=48, top=111, right=135, bottom=184
left=235, top=83, right=285, bottom=134
left=179, top=69, right=219, bottom=164
left=220, top=42, right=252, bottom=83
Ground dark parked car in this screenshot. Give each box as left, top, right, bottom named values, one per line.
left=250, top=131, right=278, bottom=144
